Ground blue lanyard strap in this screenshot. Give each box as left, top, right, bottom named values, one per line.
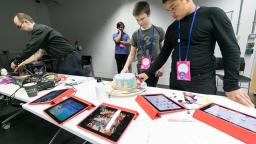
left=137, top=26, right=155, bottom=56
left=178, top=7, right=197, bottom=61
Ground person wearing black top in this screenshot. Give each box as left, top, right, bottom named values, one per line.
left=11, top=13, right=84, bottom=76
left=138, top=0, right=254, bottom=107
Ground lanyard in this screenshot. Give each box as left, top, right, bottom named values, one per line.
left=178, top=7, right=197, bottom=61
left=137, top=26, right=155, bottom=56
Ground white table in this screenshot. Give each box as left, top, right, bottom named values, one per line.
left=0, top=83, right=30, bottom=102
left=20, top=75, right=256, bottom=144
left=0, top=75, right=92, bottom=129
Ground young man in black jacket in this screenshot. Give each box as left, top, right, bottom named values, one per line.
left=138, top=0, right=254, bottom=107
left=11, top=13, right=84, bottom=76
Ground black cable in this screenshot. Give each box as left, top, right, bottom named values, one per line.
left=23, top=66, right=34, bottom=76
left=8, top=86, right=23, bottom=103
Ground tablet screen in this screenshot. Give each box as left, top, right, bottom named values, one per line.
left=78, top=105, right=135, bottom=142
left=144, top=95, right=183, bottom=111
left=45, top=97, right=89, bottom=124
left=202, top=104, right=256, bottom=133
left=32, top=89, right=68, bottom=103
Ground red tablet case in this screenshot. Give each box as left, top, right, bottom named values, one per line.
left=51, top=88, right=75, bottom=104
left=193, top=103, right=256, bottom=144
left=77, top=103, right=139, bottom=144
left=44, top=96, right=95, bottom=125
left=29, top=88, right=75, bottom=105
left=135, top=94, right=186, bottom=120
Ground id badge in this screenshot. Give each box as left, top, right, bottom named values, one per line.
left=141, top=55, right=151, bottom=70
left=176, top=61, right=191, bottom=81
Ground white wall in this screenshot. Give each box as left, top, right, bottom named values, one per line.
left=48, top=0, right=256, bottom=85
left=0, top=0, right=51, bottom=55
left=48, top=0, right=172, bottom=84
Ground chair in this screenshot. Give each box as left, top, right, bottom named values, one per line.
left=41, top=55, right=57, bottom=73
left=215, top=57, right=251, bottom=93
left=81, top=55, right=95, bottom=77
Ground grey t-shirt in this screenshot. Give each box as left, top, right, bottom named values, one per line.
left=131, top=25, right=165, bottom=72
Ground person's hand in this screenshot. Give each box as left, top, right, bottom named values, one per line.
left=225, top=89, right=255, bottom=108
left=155, top=67, right=164, bottom=77
left=118, top=29, right=123, bottom=34
left=121, top=67, right=129, bottom=73
left=10, top=62, right=17, bottom=70
left=14, top=63, right=26, bottom=72
left=137, top=73, right=149, bottom=82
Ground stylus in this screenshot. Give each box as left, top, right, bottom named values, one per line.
left=168, top=118, right=195, bottom=122
left=105, top=110, right=121, bottom=131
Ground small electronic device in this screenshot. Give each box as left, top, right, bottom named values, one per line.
left=78, top=103, right=138, bottom=143
left=30, top=88, right=74, bottom=104
left=37, top=81, right=55, bottom=91
left=200, top=103, right=256, bottom=133
left=44, top=96, right=93, bottom=124
left=136, top=94, right=186, bottom=119
left=193, top=103, right=256, bottom=144
left=143, top=95, right=184, bottom=112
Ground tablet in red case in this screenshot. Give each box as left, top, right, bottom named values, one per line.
left=193, top=103, right=256, bottom=144
left=136, top=94, right=186, bottom=120
left=44, top=96, right=95, bottom=124
left=77, top=103, right=138, bottom=144
left=30, top=88, right=75, bottom=105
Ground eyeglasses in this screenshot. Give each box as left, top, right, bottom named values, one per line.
left=16, top=22, right=24, bottom=30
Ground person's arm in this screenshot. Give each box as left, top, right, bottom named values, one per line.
left=212, top=8, right=240, bottom=92
left=113, top=30, right=122, bottom=43
left=120, top=33, right=130, bottom=46
left=15, top=49, right=45, bottom=71
left=121, top=46, right=136, bottom=73
left=120, top=39, right=130, bottom=46
left=13, top=27, right=51, bottom=66
left=212, top=8, right=254, bottom=107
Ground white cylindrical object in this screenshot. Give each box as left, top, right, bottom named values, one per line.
left=95, top=82, right=108, bottom=102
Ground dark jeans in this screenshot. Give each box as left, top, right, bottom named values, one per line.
left=169, top=71, right=217, bottom=95
left=115, top=54, right=128, bottom=73
left=57, top=51, right=85, bottom=76
left=137, top=65, right=159, bottom=87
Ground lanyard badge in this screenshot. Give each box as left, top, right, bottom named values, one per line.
left=176, top=7, right=197, bottom=81
left=138, top=26, right=155, bottom=70
left=177, top=61, right=191, bottom=81
left=141, top=55, right=152, bottom=70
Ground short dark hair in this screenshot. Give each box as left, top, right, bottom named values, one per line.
left=133, top=1, right=150, bottom=16
left=162, top=0, right=168, bottom=3
left=16, top=13, right=34, bottom=23
left=162, top=0, right=176, bottom=4
left=116, top=21, right=125, bottom=28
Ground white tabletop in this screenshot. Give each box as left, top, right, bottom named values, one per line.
left=21, top=75, right=256, bottom=144
left=0, top=75, right=92, bottom=102
left=0, top=83, right=31, bottom=102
